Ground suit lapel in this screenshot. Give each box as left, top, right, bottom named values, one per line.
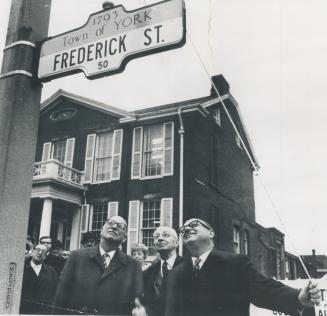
left=100, top=250, right=127, bottom=280
left=89, top=245, right=105, bottom=270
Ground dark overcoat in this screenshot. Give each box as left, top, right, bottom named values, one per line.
left=20, top=259, right=58, bottom=314
left=53, top=246, right=143, bottom=315
left=165, top=249, right=310, bottom=316
left=143, top=256, right=185, bottom=316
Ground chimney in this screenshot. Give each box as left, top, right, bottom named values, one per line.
left=312, top=249, right=316, bottom=256
left=210, top=75, right=230, bottom=96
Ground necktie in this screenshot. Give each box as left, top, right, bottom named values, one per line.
left=162, top=261, right=168, bottom=280
left=193, top=258, right=201, bottom=276
left=102, top=253, right=110, bottom=268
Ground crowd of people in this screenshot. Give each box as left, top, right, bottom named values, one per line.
left=20, top=217, right=321, bottom=316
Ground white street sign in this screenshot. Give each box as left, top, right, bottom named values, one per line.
left=38, top=0, right=185, bottom=81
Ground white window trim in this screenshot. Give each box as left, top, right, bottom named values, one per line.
left=111, top=130, right=123, bottom=181
left=163, top=122, right=174, bottom=176
left=131, top=127, right=143, bottom=180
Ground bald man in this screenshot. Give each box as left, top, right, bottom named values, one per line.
left=143, top=226, right=185, bottom=316
left=53, top=216, right=143, bottom=315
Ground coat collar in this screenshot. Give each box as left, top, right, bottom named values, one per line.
left=89, top=245, right=128, bottom=280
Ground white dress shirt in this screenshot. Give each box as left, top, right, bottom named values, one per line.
left=161, top=254, right=177, bottom=276
left=31, top=260, right=42, bottom=276
left=191, top=248, right=213, bottom=270
left=99, top=246, right=116, bottom=268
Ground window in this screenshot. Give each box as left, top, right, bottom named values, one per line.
left=131, top=122, right=174, bottom=179
left=275, top=243, right=282, bottom=279
left=209, top=136, right=218, bottom=186
left=243, top=230, right=250, bottom=256
left=41, top=138, right=75, bottom=167
left=90, top=201, right=119, bottom=231
left=127, top=198, right=173, bottom=254
left=233, top=226, right=240, bottom=254
left=213, top=106, right=221, bottom=126
left=84, top=130, right=123, bottom=183
left=52, top=140, right=66, bottom=163
left=91, top=203, right=108, bottom=231
left=141, top=199, right=161, bottom=252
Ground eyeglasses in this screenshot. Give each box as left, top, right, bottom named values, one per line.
left=34, top=248, right=47, bottom=254
left=153, top=231, right=172, bottom=240
left=105, top=219, right=126, bottom=230
left=178, top=220, right=212, bottom=236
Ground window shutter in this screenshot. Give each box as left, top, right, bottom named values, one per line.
left=111, top=130, right=123, bottom=180
left=108, top=202, right=119, bottom=218
left=84, top=134, right=96, bottom=183
left=127, top=201, right=140, bottom=254
left=163, top=122, right=174, bottom=175
left=41, top=142, right=52, bottom=161
left=64, top=138, right=75, bottom=168
left=80, top=204, right=90, bottom=233
left=160, top=198, right=173, bottom=227
left=131, top=127, right=143, bottom=179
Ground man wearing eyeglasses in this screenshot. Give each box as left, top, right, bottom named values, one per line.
left=20, top=244, right=58, bottom=314
left=165, top=218, right=321, bottom=316
left=142, top=226, right=185, bottom=316
left=53, top=216, right=143, bottom=315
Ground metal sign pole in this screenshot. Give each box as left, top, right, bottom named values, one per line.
left=0, top=0, right=51, bottom=313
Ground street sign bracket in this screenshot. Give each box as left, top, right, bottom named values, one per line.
left=3, top=40, right=37, bottom=51
left=0, top=70, right=33, bottom=79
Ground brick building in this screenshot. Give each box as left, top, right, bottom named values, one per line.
left=301, top=250, right=327, bottom=278
left=28, top=74, right=295, bottom=278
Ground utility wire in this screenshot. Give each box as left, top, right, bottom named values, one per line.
left=187, top=32, right=312, bottom=280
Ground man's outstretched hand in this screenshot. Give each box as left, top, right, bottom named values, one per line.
left=298, top=280, right=321, bottom=308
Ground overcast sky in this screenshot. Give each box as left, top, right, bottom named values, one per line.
left=1, top=0, right=327, bottom=257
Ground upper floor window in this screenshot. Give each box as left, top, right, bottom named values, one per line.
left=131, top=122, right=174, bottom=179
left=243, top=229, right=250, bottom=256
left=41, top=138, right=75, bottom=169
left=84, top=130, right=123, bottom=183
left=127, top=198, right=173, bottom=255
left=233, top=225, right=240, bottom=254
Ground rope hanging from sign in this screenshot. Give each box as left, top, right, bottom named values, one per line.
left=187, top=32, right=312, bottom=280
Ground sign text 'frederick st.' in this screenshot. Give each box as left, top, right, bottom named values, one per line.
left=38, top=0, right=186, bottom=80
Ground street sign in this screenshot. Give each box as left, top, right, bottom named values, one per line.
left=38, top=0, right=186, bottom=81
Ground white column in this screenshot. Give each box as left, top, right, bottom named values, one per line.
left=57, top=223, right=64, bottom=242
left=39, top=198, right=53, bottom=238
left=70, top=206, right=81, bottom=251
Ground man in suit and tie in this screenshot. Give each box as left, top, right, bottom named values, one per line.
left=165, top=218, right=321, bottom=316
left=143, top=226, right=185, bottom=316
left=53, top=216, right=143, bottom=315
left=20, top=244, right=58, bottom=314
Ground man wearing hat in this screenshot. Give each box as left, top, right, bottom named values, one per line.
left=165, top=218, right=321, bottom=316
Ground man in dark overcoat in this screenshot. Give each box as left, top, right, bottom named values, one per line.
left=20, top=244, right=58, bottom=314
left=53, top=215, right=143, bottom=315
left=143, top=226, right=185, bottom=316
left=165, top=218, right=321, bottom=316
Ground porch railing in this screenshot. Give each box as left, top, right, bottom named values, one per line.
left=33, top=160, right=84, bottom=186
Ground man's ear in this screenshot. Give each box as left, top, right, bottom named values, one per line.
left=209, top=230, right=215, bottom=239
